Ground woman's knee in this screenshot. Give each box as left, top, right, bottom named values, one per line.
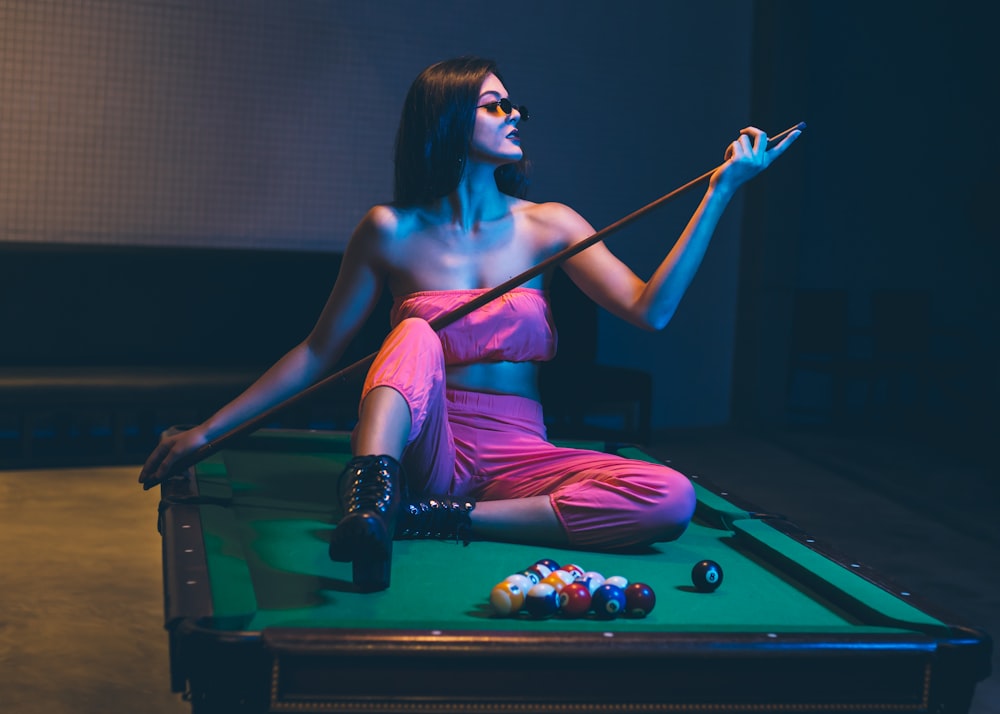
left=637, top=467, right=697, bottom=544
left=557, top=464, right=697, bottom=549
left=363, top=317, right=447, bottom=439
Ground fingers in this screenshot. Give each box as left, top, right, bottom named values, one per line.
left=739, top=127, right=769, bottom=163
left=732, top=125, right=802, bottom=166
left=725, top=133, right=754, bottom=164
left=763, top=128, right=802, bottom=161
left=139, top=427, right=207, bottom=489
left=138, top=442, right=170, bottom=488
left=138, top=434, right=184, bottom=489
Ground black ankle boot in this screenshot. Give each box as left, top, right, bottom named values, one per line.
left=328, top=454, right=403, bottom=592
left=396, top=497, right=476, bottom=544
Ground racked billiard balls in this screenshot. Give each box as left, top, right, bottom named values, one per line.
left=624, top=582, right=656, bottom=618
left=691, top=560, right=724, bottom=592
left=591, top=583, right=627, bottom=619
left=558, top=582, right=592, bottom=618
left=525, top=583, right=560, bottom=618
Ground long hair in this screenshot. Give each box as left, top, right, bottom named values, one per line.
left=393, top=57, right=529, bottom=206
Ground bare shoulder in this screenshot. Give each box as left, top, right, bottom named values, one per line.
left=518, top=200, right=583, bottom=226
left=518, top=201, right=595, bottom=248
left=346, top=204, right=418, bottom=258
left=353, top=204, right=402, bottom=242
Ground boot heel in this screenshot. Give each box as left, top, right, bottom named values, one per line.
left=352, top=542, right=392, bottom=592
left=328, top=511, right=389, bottom=562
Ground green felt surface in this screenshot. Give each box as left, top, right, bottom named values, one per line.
left=187, top=431, right=947, bottom=637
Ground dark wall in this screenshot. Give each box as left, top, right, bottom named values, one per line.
left=735, top=2, right=998, bottom=440
left=0, top=1, right=755, bottom=429
left=0, top=245, right=348, bottom=369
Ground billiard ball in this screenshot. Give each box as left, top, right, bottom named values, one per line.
left=591, top=583, right=627, bottom=619
left=535, top=558, right=560, bottom=572
left=558, top=563, right=585, bottom=581
left=540, top=572, right=569, bottom=593
left=521, top=567, right=544, bottom=586
left=525, top=583, right=560, bottom=618
left=504, top=573, right=532, bottom=594
left=604, top=575, right=629, bottom=589
left=558, top=582, right=592, bottom=618
left=489, top=581, right=525, bottom=617
left=552, top=569, right=577, bottom=586
left=525, top=563, right=551, bottom=581
left=691, top=560, right=724, bottom=592
left=624, top=582, right=656, bottom=618
left=581, top=571, right=605, bottom=594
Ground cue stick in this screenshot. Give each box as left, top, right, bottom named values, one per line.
left=149, top=121, right=805, bottom=487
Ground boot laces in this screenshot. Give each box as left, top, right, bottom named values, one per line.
left=400, top=498, right=474, bottom=542
left=346, top=457, right=393, bottom=514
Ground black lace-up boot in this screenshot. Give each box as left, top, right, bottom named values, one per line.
left=395, top=497, right=476, bottom=544
left=328, top=454, right=403, bottom=592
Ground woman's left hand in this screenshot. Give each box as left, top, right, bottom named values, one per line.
left=710, top=126, right=801, bottom=192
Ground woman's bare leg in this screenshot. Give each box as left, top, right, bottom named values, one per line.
left=472, top=496, right=570, bottom=547
left=353, top=386, right=410, bottom=458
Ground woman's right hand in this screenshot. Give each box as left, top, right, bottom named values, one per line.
left=138, top=425, right=209, bottom=490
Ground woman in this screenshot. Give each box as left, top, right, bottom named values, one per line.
left=139, top=57, right=800, bottom=592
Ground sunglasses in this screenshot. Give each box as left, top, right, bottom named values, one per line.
left=478, top=97, right=529, bottom=123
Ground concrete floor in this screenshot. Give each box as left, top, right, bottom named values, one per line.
left=0, top=428, right=996, bottom=713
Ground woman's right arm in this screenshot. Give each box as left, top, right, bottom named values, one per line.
left=138, top=207, right=392, bottom=487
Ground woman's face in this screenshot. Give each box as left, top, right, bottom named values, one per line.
left=469, top=73, right=524, bottom=166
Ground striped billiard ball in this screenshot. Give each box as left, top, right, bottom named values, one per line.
left=525, top=583, right=560, bottom=619
left=489, top=581, right=525, bottom=617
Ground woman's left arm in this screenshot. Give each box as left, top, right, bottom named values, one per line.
left=560, top=126, right=801, bottom=330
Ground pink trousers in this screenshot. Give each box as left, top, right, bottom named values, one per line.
left=358, top=318, right=696, bottom=550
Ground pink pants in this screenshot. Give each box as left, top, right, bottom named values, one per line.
left=359, top=318, right=696, bottom=550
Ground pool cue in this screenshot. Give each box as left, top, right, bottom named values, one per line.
left=149, top=122, right=805, bottom=487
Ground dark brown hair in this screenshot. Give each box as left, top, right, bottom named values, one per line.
left=393, top=57, right=529, bottom=206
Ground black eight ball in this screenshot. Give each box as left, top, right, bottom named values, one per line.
left=691, top=560, right=723, bottom=592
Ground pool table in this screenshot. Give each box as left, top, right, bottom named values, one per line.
left=157, top=429, right=991, bottom=713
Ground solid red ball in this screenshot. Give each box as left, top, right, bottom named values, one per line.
left=558, top=582, right=592, bottom=618
left=624, top=582, right=656, bottom=617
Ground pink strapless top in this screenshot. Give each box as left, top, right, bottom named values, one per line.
left=390, top=287, right=558, bottom=366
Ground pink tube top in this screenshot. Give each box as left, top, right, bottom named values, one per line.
left=390, top=287, right=558, bottom=366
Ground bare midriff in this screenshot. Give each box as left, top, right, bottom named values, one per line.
left=445, top=361, right=541, bottom=401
